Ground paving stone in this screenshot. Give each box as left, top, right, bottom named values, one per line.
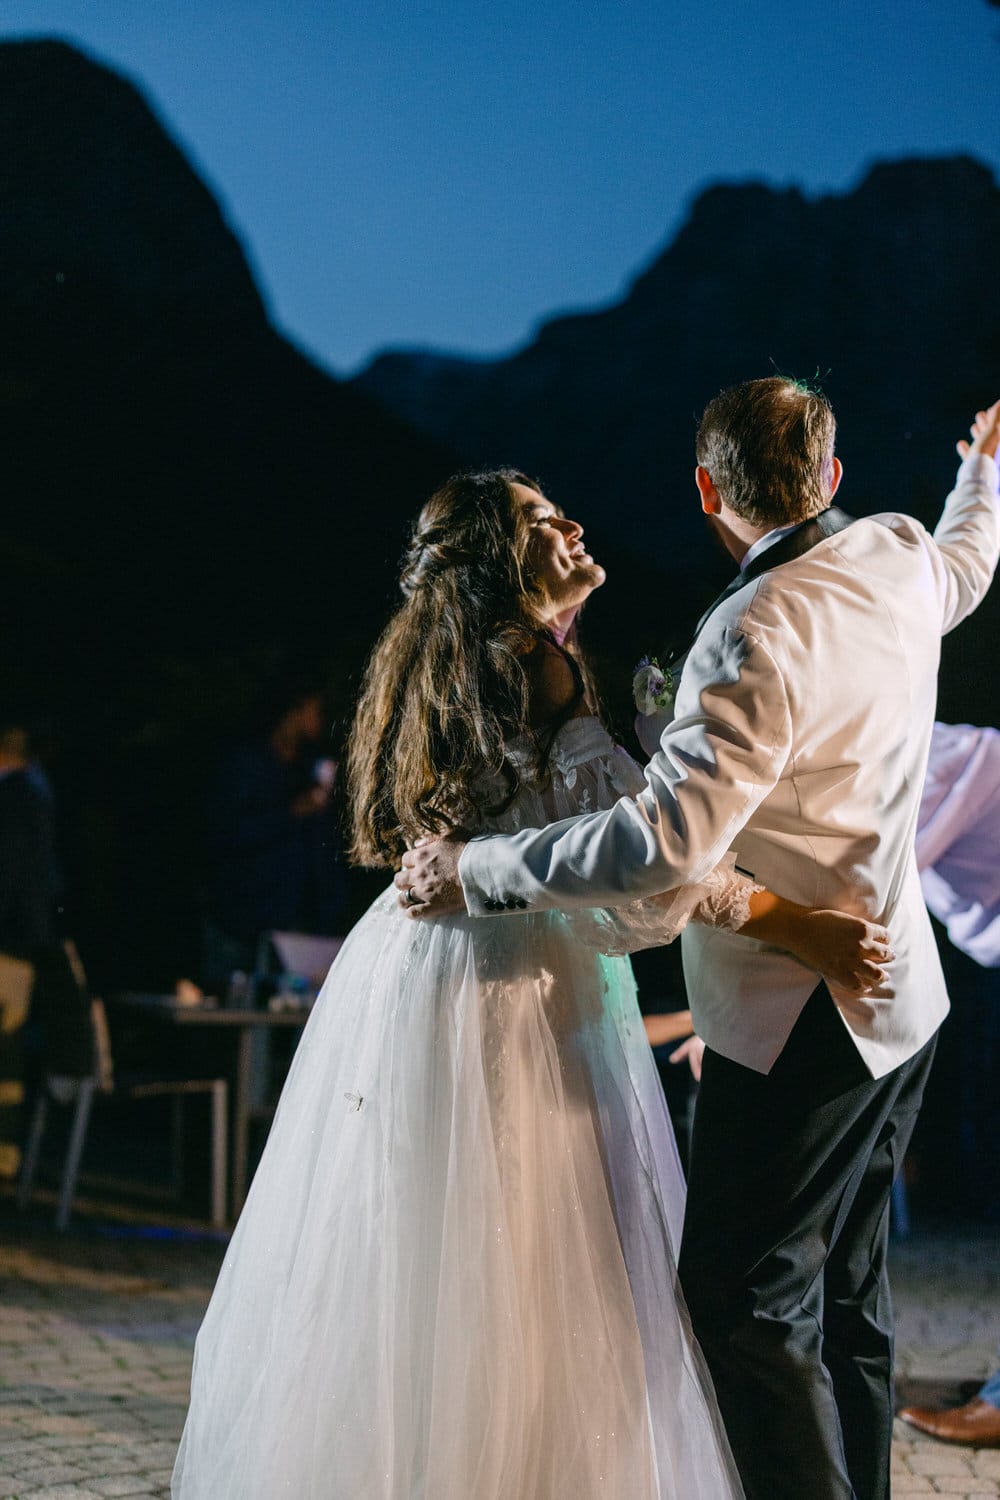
left=91, top=1480, right=161, bottom=1496
left=908, top=1448, right=977, bottom=1477
left=6, top=1467, right=88, bottom=1487
left=930, top=1481, right=999, bottom=1495
left=2, top=1218, right=999, bottom=1499
left=19, top=1489, right=106, bottom=1500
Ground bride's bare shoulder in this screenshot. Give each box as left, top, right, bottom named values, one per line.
left=524, top=640, right=590, bottom=727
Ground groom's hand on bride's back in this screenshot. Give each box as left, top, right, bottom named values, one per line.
left=395, top=835, right=468, bottom=917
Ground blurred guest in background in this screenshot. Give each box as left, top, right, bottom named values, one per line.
left=900, top=1358, right=1000, bottom=1447
left=202, top=673, right=346, bottom=994
left=897, top=719, right=1000, bottom=1446
left=0, top=716, right=56, bottom=1176
left=0, top=713, right=91, bottom=1177
left=0, top=716, right=58, bottom=953
left=915, top=720, right=1000, bottom=1220
left=916, top=720, right=1000, bottom=969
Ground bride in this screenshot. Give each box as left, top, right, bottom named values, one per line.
left=172, top=470, right=888, bottom=1500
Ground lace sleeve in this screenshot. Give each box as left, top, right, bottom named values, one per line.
left=568, top=855, right=763, bottom=956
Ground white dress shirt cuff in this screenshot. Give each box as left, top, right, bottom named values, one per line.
left=458, top=837, right=528, bottom=915
left=958, top=451, right=999, bottom=489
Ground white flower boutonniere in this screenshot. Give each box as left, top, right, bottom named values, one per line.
left=632, top=655, right=675, bottom=716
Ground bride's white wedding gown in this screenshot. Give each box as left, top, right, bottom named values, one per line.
left=172, top=717, right=747, bottom=1500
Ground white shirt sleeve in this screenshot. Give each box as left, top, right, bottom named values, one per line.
left=931, top=453, right=1000, bottom=634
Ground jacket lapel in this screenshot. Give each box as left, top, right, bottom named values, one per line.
left=692, top=505, right=854, bottom=639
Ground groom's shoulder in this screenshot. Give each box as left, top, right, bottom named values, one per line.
left=715, top=513, right=931, bottom=635
left=849, top=510, right=931, bottom=548
left=758, top=512, right=929, bottom=596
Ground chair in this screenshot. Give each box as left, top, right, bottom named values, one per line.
left=257, top=930, right=343, bottom=997
left=0, top=951, right=34, bottom=1180
left=17, top=995, right=228, bottom=1231
left=237, top=928, right=340, bottom=1118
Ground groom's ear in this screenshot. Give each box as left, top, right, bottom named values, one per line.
left=828, top=456, right=844, bottom=501
left=695, top=465, right=722, bottom=515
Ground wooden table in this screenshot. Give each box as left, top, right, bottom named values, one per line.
left=109, top=994, right=310, bottom=1221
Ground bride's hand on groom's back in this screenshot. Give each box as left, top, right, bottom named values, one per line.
left=741, top=893, right=892, bottom=994
left=788, top=909, right=893, bottom=997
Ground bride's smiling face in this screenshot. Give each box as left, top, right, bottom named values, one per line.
left=514, top=483, right=606, bottom=618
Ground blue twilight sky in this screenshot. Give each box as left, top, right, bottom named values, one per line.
left=4, top=1, right=999, bottom=374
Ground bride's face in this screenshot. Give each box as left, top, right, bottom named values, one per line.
left=514, top=483, right=606, bottom=617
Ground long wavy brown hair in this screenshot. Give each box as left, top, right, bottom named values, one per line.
left=346, top=469, right=597, bottom=868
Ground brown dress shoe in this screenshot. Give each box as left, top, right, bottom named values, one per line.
left=898, top=1398, right=1000, bottom=1447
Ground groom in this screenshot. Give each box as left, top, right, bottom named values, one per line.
left=398, top=378, right=1000, bottom=1500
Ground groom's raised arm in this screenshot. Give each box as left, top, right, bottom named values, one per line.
left=929, top=451, right=1000, bottom=633
left=458, top=625, right=791, bottom=916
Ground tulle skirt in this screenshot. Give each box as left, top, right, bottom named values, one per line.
left=172, top=889, right=742, bottom=1499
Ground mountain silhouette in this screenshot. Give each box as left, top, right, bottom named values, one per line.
left=0, top=39, right=459, bottom=980
left=1, top=39, right=457, bottom=679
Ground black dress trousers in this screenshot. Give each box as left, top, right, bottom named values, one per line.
left=678, top=984, right=937, bottom=1500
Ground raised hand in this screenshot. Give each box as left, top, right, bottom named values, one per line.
left=957, top=397, right=1000, bottom=461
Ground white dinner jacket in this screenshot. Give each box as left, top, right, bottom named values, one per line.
left=458, top=454, right=1000, bottom=1077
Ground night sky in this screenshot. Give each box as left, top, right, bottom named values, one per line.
left=3, top=0, right=999, bottom=372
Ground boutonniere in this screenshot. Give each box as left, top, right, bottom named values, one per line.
left=632, top=655, right=675, bottom=715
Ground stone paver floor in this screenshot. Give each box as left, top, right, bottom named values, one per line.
left=0, top=1206, right=218, bottom=1500
left=1, top=1206, right=998, bottom=1497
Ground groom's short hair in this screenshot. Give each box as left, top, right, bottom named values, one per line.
left=696, top=377, right=837, bottom=528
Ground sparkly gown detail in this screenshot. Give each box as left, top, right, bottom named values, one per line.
left=172, top=718, right=746, bottom=1500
